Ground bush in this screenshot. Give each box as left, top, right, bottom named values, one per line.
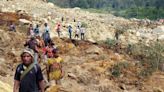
left=81, top=22, right=88, bottom=28
left=105, top=38, right=117, bottom=48
left=111, top=62, right=130, bottom=77
left=130, top=42, right=164, bottom=77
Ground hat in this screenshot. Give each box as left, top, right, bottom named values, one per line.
left=21, top=48, right=34, bottom=58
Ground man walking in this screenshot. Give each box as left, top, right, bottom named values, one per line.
left=13, top=48, right=45, bottom=92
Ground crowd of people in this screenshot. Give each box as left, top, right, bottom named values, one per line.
left=13, top=22, right=65, bottom=92
left=11, top=17, right=87, bottom=92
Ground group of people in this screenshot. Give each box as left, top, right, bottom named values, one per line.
left=13, top=23, right=64, bottom=92
left=9, top=20, right=86, bottom=41
left=53, top=17, right=85, bottom=40
left=69, top=25, right=86, bottom=40
left=55, top=22, right=86, bottom=40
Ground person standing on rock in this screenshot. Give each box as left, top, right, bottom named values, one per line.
left=68, top=25, right=72, bottom=39
left=34, top=24, right=40, bottom=36
left=42, top=30, right=51, bottom=47
left=13, top=48, right=45, bottom=92
left=75, top=26, right=80, bottom=39
left=28, top=24, right=34, bottom=37
left=56, top=23, right=61, bottom=38
left=115, top=30, right=119, bottom=40
left=44, top=23, right=50, bottom=33
left=80, top=27, right=85, bottom=40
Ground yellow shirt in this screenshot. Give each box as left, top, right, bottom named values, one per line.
left=47, top=57, right=63, bottom=80
left=47, top=57, right=63, bottom=65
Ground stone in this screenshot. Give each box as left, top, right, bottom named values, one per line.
left=86, top=45, right=103, bottom=55
left=19, top=19, right=31, bottom=25
left=68, top=72, right=77, bottom=80
left=153, top=87, right=164, bottom=92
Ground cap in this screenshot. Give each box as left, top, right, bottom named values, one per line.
left=21, top=48, right=34, bottom=58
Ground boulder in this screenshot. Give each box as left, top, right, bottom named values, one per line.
left=47, top=2, right=54, bottom=8
left=19, top=19, right=31, bottom=25
left=86, top=45, right=103, bottom=55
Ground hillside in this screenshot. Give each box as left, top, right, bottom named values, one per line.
left=0, top=0, right=164, bottom=92
left=48, top=0, right=164, bottom=20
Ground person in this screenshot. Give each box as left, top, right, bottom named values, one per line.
left=34, top=24, right=40, bottom=36
left=77, top=21, right=81, bottom=28
left=42, top=31, right=51, bottom=46
left=46, top=48, right=64, bottom=84
left=28, top=24, right=34, bottom=37
left=115, top=30, right=119, bottom=40
left=44, top=23, right=50, bottom=33
left=75, top=26, right=80, bottom=39
left=24, top=36, right=39, bottom=64
left=13, top=48, right=45, bottom=92
left=9, top=22, right=16, bottom=32
left=36, top=35, right=45, bottom=63
left=61, top=16, right=64, bottom=22
left=56, top=23, right=61, bottom=37
left=68, top=25, right=72, bottom=39
left=80, top=27, right=85, bottom=40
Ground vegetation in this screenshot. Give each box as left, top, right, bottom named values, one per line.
left=130, top=41, right=164, bottom=77
left=48, top=0, right=164, bottom=20
left=104, top=38, right=164, bottom=77
left=111, top=62, right=130, bottom=77
left=104, top=38, right=117, bottom=49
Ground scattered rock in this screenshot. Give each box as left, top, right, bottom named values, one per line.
left=68, top=72, right=77, bottom=80
left=86, top=45, right=103, bottom=55
left=19, top=19, right=31, bottom=25
left=119, top=84, right=126, bottom=90
left=153, top=87, right=164, bottom=92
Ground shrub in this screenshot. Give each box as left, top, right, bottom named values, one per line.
left=105, top=38, right=117, bottom=48
left=81, top=22, right=88, bottom=28
left=130, top=41, right=164, bottom=77
left=111, top=62, right=130, bottom=77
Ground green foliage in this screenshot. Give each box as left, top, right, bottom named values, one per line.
left=130, top=42, right=164, bottom=77
left=115, top=7, right=164, bottom=20
left=81, top=22, right=88, bottom=28
left=105, top=38, right=117, bottom=48
left=111, top=62, right=130, bottom=77
left=48, top=0, right=164, bottom=20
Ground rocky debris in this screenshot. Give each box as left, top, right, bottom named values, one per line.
left=19, top=19, right=31, bottom=25
left=0, top=80, right=12, bottom=92
left=154, top=88, right=164, bottom=92
left=68, top=72, right=77, bottom=80
left=0, top=0, right=164, bottom=92
left=85, top=45, right=103, bottom=55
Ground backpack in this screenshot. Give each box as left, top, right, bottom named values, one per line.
left=34, top=28, right=39, bottom=34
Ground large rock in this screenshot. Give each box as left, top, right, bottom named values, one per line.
left=19, top=19, right=31, bottom=25
left=153, top=26, right=164, bottom=35
left=86, top=45, right=103, bottom=55
left=47, top=2, right=54, bottom=8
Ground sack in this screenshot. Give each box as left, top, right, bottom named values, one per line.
left=20, top=63, right=38, bottom=80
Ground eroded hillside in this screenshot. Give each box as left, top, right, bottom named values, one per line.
left=0, top=0, right=164, bottom=92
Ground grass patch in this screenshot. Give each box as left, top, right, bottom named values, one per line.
left=111, top=62, right=130, bottom=77
left=129, top=41, right=164, bottom=77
